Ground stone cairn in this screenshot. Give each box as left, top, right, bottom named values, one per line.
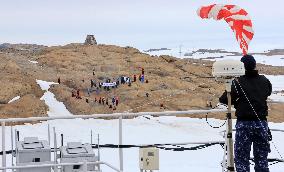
left=84, top=35, right=97, bottom=45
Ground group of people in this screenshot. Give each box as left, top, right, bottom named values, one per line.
left=59, top=67, right=150, bottom=110
left=87, top=67, right=148, bottom=95
left=70, top=87, right=119, bottom=110
left=90, top=75, right=134, bottom=92
left=133, top=74, right=147, bottom=83
left=69, top=67, right=147, bottom=110
left=90, top=96, right=119, bottom=110
left=71, top=89, right=82, bottom=99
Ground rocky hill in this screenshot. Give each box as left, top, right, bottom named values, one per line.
left=0, top=43, right=283, bottom=122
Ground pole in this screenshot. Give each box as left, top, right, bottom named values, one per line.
left=53, top=127, right=58, bottom=172
left=225, top=79, right=235, bottom=172
left=2, top=122, right=6, bottom=172
left=10, top=126, right=14, bottom=167
left=222, top=120, right=229, bottom=172
left=98, top=134, right=101, bottom=171
left=61, top=134, right=64, bottom=147
left=60, top=134, right=64, bottom=158
left=91, top=130, right=93, bottom=145
left=15, top=129, right=18, bottom=162
left=48, top=124, right=51, bottom=145
left=119, top=116, right=123, bottom=171
left=16, top=130, right=19, bottom=141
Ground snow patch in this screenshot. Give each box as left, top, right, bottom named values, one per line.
left=36, top=80, right=73, bottom=116
left=266, top=75, right=284, bottom=102
left=36, top=80, right=56, bottom=91
left=8, top=96, right=20, bottom=103
left=266, top=75, right=284, bottom=92
left=269, top=93, right=284, bottom=102
left=190, top=52, right=234, bottom=59
left=28, top=60, right=38, bottom=64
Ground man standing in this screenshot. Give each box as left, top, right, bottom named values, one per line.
left=219, top=55, right=272, bottom=172
left=112, top=97, right=115, bottom=105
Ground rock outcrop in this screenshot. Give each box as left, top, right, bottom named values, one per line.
left=84, top=35, right=97, bottom=45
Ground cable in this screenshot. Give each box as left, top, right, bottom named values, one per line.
left=205, top=114, right=226, bottom=129
left=233, top=80, right=284, bottom=160
left=0, top=142, right=223, bottom=155
left=2, top=144, right=283, bottom=166
left=204, top=103, right=227, bottom=129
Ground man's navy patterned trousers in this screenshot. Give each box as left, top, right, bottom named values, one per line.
left=235, top=121, right=270, bottom=172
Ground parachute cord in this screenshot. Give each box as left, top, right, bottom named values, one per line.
left=233, top=80, right=284, bottom=160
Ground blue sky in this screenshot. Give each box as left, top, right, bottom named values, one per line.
left=0, top=0, right=284, bottom=51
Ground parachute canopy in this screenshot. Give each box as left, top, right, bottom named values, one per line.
left=197, top=4, right=254, bottom=55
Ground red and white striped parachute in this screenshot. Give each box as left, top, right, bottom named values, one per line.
left=197, top=4, right=254, bottom=55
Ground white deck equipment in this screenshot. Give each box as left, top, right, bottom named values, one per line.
left=60, top=142, right=100, bottom=172
left=16, top=137, right=52, bottom=172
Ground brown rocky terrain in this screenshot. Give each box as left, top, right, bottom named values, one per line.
left=0, top=53, right=47, bottom=119
left=0, top=42, right=283, bottom=122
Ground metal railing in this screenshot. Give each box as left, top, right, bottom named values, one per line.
left=1, top=109, right=228, bottom=172
left=0, top=109, right=228, bottom=123
left=0, top=161, right=121, bottom=172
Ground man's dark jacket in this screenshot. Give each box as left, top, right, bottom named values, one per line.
left=219, top=70, right=272, bottom=121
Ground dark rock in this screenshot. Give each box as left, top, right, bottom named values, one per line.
left=84, top=35, right=97, bottom=45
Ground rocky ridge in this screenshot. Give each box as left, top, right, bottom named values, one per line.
left=0, top=43, right=283, bottom=122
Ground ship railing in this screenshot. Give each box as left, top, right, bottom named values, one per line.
left=0, top=109, right=229, bottom=172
